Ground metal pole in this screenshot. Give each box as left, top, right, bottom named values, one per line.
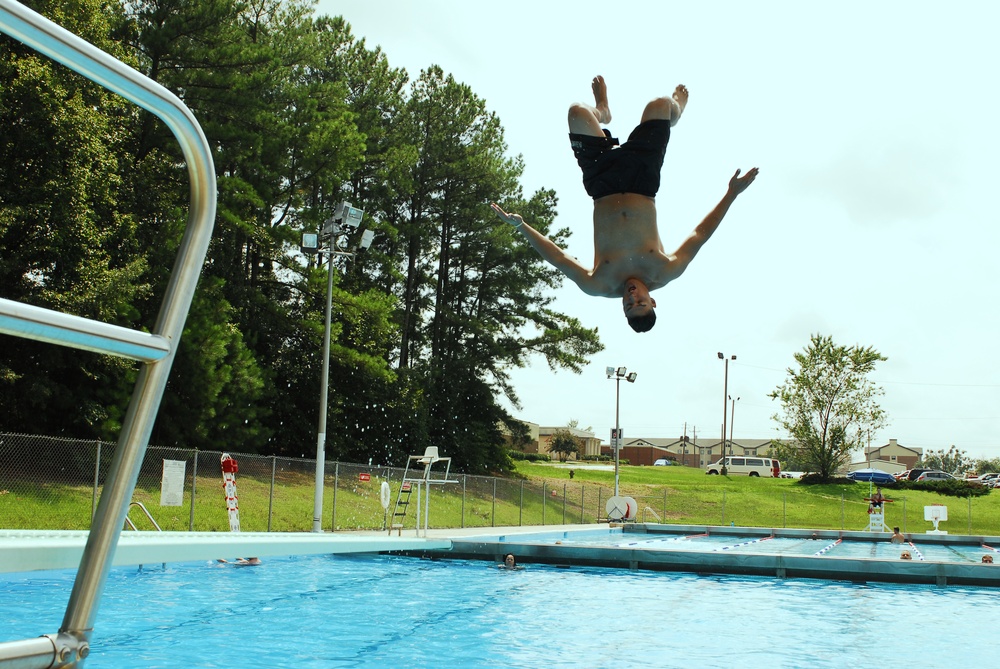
left=492, top=477, right=497, bottom=528
left=582, top=485, right=586, bottom=524
left=91, top=440, right=101, bottom=521
left=267, top=456, right=276, bottom=532
left=331, top=462, right=339, bottom=532
left=729, top=396, right=739, bottom=450
left=721, top=357, right=729, bottom=475
left=188, top=449, right=198, bottom=531
left=462, top=475, right=467, bottom=529
left=614, top=377, right=621, bottom=497
left=312, top=252, right=335, bottom=533
left=563, top=483, right=568, bottom=534
left=519, top=479, right=524, bottom=526
left=542, top=481, right=546, bottom=525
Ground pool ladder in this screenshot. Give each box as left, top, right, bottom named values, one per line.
left=124, top=502, right=166, bottom=571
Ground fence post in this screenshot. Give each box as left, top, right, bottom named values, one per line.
left=721, top=489, right=726, bottom=525
left=462, top=475, right=467, bottom=529
left=562, top=483, right=567, bottom=525
left=492, top=477, right=497, bottom=528
left=969, top=494, right=972, bottom=535
left=783, top=492, right=786, bottom=528
left=597, top=487, right=603, bottom=523
left=902, top=497, right=907, bottom=534
left=188, top=448, right=198, bottom=531
left=267, top=456, right=276, bottom=532
left=841, top=492, right=845, bottom=530
left=91, top=439, right=101, bottom=522
left=331, top=461, right=339, bottom=532
left=662, top=488, right=667, bottom=523
left=519, top=479, right=524, bottom=526
left=581, top=484, right=586, bottom=524
left=542, top=481, right=546, bottom=526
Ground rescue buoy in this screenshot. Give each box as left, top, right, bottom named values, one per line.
left=380, top=481, right=391, bottom=510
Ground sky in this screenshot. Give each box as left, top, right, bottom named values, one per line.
left=316, top=0, right=1000, bottom=460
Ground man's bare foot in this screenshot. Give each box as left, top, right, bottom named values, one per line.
left=673, top=84, right=689, bottom=114
left=592, top=75, right=612, bottom=125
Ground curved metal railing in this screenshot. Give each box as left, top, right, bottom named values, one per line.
left=0, top=1, right=217, bottom=666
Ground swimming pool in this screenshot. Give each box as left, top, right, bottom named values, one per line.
left=426, top=525, right=1000, bottom=587
left=1, top=552, right=995, bottom=668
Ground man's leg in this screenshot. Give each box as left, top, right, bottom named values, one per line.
left=640, top=84, right=688, bottom=127
left=568, top=75, right=612, bottom=136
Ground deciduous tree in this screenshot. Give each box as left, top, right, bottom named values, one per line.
left=770, top=334, right=888, bottom=480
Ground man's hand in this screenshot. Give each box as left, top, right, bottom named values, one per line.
left=490, top=202, right=523, bottom=228
left=728, top=167, right=759, bottom=197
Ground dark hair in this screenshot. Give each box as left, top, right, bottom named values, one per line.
left=627, top=309, right=656, bottom=333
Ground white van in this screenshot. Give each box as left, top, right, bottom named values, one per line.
left=705, top=457, right=781, bottom=477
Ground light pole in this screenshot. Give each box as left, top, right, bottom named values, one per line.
left=606, top=366, right=637, bottom=497
left=302, top=202, right=373, bottom=532
left=728, top=394, right=740, bottom=455
left=717, top=353, right=735, bottom=475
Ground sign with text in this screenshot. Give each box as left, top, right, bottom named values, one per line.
left=160, top=459, right=186, bottom=507
left=359, top=472, right=371, bottom=482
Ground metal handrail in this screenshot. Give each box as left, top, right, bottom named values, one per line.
left=125, top=502, right=164, bottom=532
left=0, top=1, right=217, bottom=667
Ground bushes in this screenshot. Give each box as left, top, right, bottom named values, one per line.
left=508, top=451, right=551, bottom=463
left=898, top=479, right=992, bottom=498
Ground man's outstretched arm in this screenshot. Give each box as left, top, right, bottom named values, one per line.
left=671, top=167, right=759, bottom=270
left=490, top=203, right=596, bottom=292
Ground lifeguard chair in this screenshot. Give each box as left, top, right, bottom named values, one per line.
left=389, top=447, right=457, bottom=536
left=864, top=494, right=891, bottom=532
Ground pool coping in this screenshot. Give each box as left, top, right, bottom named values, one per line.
left=0, top=530, right=452, bottom=573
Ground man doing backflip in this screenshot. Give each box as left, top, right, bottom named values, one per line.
left=492, top=76, right=758, bottom=332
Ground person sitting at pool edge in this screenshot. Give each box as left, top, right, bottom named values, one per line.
left=890, top=527, right=905, bottom=544
left=491, top=75, right=758, bottom=333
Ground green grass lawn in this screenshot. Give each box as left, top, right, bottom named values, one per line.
left=4, top=461, right=1000, bottom=536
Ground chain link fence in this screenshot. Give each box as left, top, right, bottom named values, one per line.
left=0, top=433, right=617, bottom=533
left=1, top=433, right=993, bottom=535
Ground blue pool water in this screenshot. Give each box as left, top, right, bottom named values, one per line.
left=518, top=527, right=1000, bottom=562
left=1, top=553, right=996, bottom=668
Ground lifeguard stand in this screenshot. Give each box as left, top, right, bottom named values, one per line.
left=864, top=506, right=890, bottom=532
left=389, top=447, right=457, bottom=537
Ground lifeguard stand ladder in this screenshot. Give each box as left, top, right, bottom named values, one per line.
left=389, top=447, right=457, bottom=537
left=0, top=1, right=216, bottom=666
left=865, top=507, right=890, bottom=533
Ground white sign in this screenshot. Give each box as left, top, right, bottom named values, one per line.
left=160, top=459, right=186, bottom=507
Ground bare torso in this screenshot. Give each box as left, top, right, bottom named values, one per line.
left=587, top=193, right=678, bottom=297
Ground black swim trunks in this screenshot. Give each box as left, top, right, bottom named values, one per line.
left=568, top=119, right=671, bottom=199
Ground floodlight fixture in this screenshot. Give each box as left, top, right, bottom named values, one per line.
left=359, top=229, right=375, bottom=250
left=606, top=366, right=615, bottom=377
left=626, top=372, right=638, bottom=383
left=616, top=366, right=627, bottom=377
left=301, top=233, right=319, bottom=253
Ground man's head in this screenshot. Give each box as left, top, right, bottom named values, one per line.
left=623, top=279, right=656, bottom=332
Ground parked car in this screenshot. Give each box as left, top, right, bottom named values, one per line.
left=914, top=470, right=956, bottom=482
left=901, top=468, right=933, bottom=481
left=973, top=472, right=999, bottom=486
left=653, top=458, right=674, bottom=466
left=705, top=457, right=781, bottom=477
